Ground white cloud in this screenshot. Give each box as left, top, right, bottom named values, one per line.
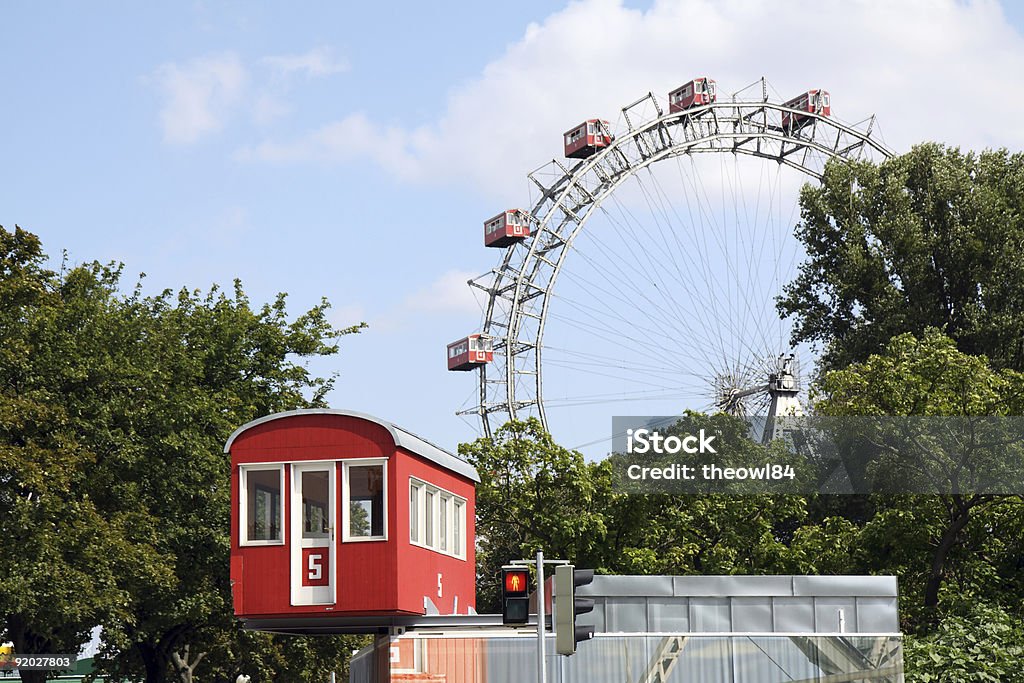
left=237, top=0, right=1024, bottom=199
left=361, top=270, right=485, bottom=334
left=235, top=112, right=426, bottom=179
left=152, top=46, right=351, bottom=142
left=330, top=303, right=368, bottom=329
left=153, top=53, right=247, bottom=144
left=262, top=46, right=349, bottom=79
left=251, top=92, right=292, bottom=126
left=404, top=269, right=483, bottom=315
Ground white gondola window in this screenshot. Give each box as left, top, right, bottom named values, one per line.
left=344, top=460, right=386, bottom=541
left=410, top=483, right=420, bottom=544
left=241, top=465, right=284, bottom=545
left=410, top=477, right=466, bottom=559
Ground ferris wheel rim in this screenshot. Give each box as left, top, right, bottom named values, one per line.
left=471, top=91, right=896, bottom=438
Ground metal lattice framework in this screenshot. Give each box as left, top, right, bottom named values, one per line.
left=464, top=80, right=894, bottom=437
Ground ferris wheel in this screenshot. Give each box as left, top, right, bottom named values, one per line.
left=449, top=77, right=893, bottom=449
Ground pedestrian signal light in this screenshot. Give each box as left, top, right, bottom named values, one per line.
left=501, top=567, right=530, bottom=624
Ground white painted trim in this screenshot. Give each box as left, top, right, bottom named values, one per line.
left=342, top=458, right=388, bottom=543
left=408, top=477, right=466, bottom=560
left=290, top=462, right=337, bottom=606
left=239, top=464, right=285, bottom=546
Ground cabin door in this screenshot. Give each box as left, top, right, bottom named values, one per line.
left=290, top=462, right=336, bottom=606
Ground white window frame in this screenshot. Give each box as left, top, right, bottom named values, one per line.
left=409, top=477, right=466, bottom=559
left=342, top=458, right=388, bottom=543
left=240, top=464, right=285, bottom=546
left=409, top=481, right=421, bottom=544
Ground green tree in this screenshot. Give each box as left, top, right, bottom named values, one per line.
left=903, top=601, right=1024, bottom=682
left=814, top=330, right=1024, bottom=613
left=0, top=227, right=166, bottom=683
left=0, top=225, right=367, bottom=683
left=778, top=143, right=1024, bottom=373
left=459, top=419, right=612, bottom=611
left=461, top=415, right=808, bottom=607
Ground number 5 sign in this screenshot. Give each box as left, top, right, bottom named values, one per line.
left=301, top=548, right=330, bottom=587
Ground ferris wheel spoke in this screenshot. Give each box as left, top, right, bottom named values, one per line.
left=676, top=155, right=782, bottom=364
left=551, top=256, right=705, bottom=352
left=542, top=360, right=706, bottom=394
left=643, top=157, right=776, bottom=362
left=544, top=344, right=711, bottom=380
left=543, top=309, right=700, bottom=374
left=569, top=204, right=703, bottom=343
left=547, top=278, right=722, bottom=373
left=641, top=155, right=787, bottom=375
left=599, top=188, right=735, bottom=348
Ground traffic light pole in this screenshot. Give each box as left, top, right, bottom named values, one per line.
left=535, top=550, right=545, bottom=683
left=509, top=553, right=573, bottom=683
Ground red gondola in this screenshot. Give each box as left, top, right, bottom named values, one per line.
left=668, top=77, right=716, bottom=112
left=563, top=119, right=613, bottom=159
left=447, top=335, right=493, bottom=371
left=484, top=210, right=530, bottom=248
left=228, top=409, right=479, bottom=632
left=782, top=90, right=831, bottom=130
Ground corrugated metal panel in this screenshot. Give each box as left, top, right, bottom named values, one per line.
left=855, top=597, right=899, bottom=633
left=351, top=634, right=905, bottom=683
left=585, top=575, right=898, bottom=599
left=647, top=597, right=690, bottom=632
left=813, top=598, right=858, bottom=632
left=793, top=575, right=897, bottom=597
left=579, top=599, right=607, bottom=632
left=690, top=598, right=731, bottom=631
left=575, top=576, right=898, bottom=635
left=605, top=597, right=648, bottom=632
left=772, top=597, right=816, bottom=632
left=674, top=575, right=794, bottom=596
left=579, top=575, right=674, bottom=597
left=731, top=598, right=773, bottom=632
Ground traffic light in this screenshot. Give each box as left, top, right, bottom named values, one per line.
left=501, top=567, right=530, bottom=624
left=554, top=565, right=595, bottom=655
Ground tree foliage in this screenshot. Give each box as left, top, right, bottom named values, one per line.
left=778, top=143, right=1024, bottom=373
left=0, top=225, right=366, bottom=683
left=461, top=415, right=808, bottom=609
left=903, top=602, right=1024, bottom=682
left=813, top=330, right=1024, bottom=614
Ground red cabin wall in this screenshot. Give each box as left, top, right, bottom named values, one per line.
left=669, top=80, right=715, bottom=113
left=564, top=126, right=588, bottom=157
left=393, top=449, right=477, bottom=615
left=231, top=414, right=401, bottom=618
left=230, top=412, right=478, bottom=622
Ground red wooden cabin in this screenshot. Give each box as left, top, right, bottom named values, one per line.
left=564, top=119, right=613, bottom=159
left=447, top=335, right=493, bottom=371
left=669, top=77, right=716, bottom=112
left=228, top=409, right=479, bottom=632
left=782, top=89, right=831, bottom=130
left=484, top=209, right=530, bottom=248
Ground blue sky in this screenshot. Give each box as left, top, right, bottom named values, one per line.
left=5, top=0, right=1024, bottom=457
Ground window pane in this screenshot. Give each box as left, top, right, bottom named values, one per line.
left=246, top=469, right=281, bottom=541
left=410, top=484, right=420, bottom=543
left=302, top=470, right=330, bottom=539
left=454, top=501, right=464, bottom=555
left=440, top=495, right=449, bottom=552
left=425, top=490, right=435, bottom=547
left=349, top=465, right=385, bottom=538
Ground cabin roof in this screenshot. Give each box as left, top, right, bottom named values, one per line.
left=224, top=408, right=480, bottom=483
